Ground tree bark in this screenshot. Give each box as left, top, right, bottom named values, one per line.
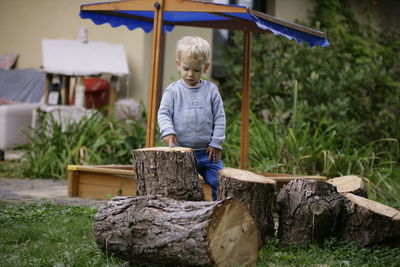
left=336, top=193, right=400, bottom=247
left=327, top=175, right=368, bottom=198
left=277, top=179, right=343, bottom=245
left=93, top=195, right=261, bottom=267
left=132, top=147, right=204, bottom=201
left=217, top=167, right=276, bottom=243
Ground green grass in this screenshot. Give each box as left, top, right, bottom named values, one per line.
left=258, top=238, right=400, bottom=267
left=0, top=201, right=122, bottom=267
left=1, top=201, right=399, bottom=267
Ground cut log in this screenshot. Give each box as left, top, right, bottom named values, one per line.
left=93, top=195, right=261, bottom=267
left=336, top=193, right=400, bottom=247
left=132, top=147, right=204, bottom=201
left=258, top=172, right=327, bottom=209
left=327, top=175, right=368, bottom=198
left=217, top=167, right=276, bottom=243
left=277, top=179, right=343, bottom=245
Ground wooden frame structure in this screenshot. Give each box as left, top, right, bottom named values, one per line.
left=81, top=0, right=328, bottom=169
left=67, top=164, right=326, bottom=203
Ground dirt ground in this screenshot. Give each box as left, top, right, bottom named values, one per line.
left=0, top=177, right=106, bottom=207
left=0, top=151, right=106, bottom=207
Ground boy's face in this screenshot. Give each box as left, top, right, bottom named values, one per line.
left=176, top=56, right=210, bottom=87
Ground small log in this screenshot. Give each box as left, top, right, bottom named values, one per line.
left=259, top=173, right=326, bottom=209
left=132, top=147, right=204, bottom=201
left=277, top=179, right=343, bottom=245
left=217, top=167, right=276, bottom=242
left=336, top=193, right=400, bottom=247
left=93, top=195, right=261, bottom=267
left=327, top=175, right=368, bottom=198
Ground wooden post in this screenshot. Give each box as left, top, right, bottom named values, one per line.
left=240, top=31, right=252, bottom=169
left=156, top=33, right=166, bottom=108
left=67, top=167, right=80, bottom=197
left=108, top=75, right=118, bottom=114
left=62, top=75, right=71, bottom=105
left=146, top=0, right=165, bottom=148
left=44, top=73, right=52, bottom=104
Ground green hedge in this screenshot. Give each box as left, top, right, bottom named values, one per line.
left=220, top=0, right=400, bottom=145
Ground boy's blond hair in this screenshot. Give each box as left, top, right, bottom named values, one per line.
left=176, top=36, right=210, bottom=64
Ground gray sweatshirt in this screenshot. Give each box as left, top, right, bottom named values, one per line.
left=157, top=79, right=226, bottom=150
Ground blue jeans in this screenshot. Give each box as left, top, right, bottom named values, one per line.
left=194, top=150, right=223, bottom=201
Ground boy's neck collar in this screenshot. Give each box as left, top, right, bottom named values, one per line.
left=181, top=79, right=201, bottom=88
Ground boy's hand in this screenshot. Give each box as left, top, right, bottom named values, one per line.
left=162, top=134, right=176, bottom=147
left=206, top=146, right=221, bottom=163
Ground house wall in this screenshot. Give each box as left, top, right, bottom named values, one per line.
left=267, top=0, right=400, bottom=35
left=0, top=0, right=153, bottom=102
left=266, top=0, right=315, bottom=23
left=350, top=0, right=400, bottom=35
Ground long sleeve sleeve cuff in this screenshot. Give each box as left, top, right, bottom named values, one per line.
left=209, top=139, right=223, bottom=150
left=161, top=128, right=176, bottom=139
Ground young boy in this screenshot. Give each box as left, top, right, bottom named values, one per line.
left=157, top=36, right=226, bottom=201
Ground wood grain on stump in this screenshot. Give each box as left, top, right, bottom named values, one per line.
left=277, top=179, right=343, bottom=245
left=132, top=147, right=204, bottom=201
left=327, top=175, right=368, bottom=198
left=337, top=193, right=400, bottom=247
left=217, top=167, right=276, bottom=243
left=93, top=195, right=261, bottom=267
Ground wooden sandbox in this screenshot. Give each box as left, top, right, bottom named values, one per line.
left=67, top=164, right=326, bottom=202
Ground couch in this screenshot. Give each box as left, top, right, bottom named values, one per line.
left=0, top=69, right=45, bottom=151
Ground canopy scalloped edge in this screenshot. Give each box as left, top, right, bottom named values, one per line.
left=249, top=14, right=329, bottom=47
left=80, top=11, right=175, bottom=33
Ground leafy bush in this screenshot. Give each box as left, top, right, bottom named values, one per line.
left=12, top=108, right=146, bottom=179
left=220, top=0, right=400, bottom=145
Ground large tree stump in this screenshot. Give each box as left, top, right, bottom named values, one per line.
left=93, top=195, right=262, bottom=267
left=277, top=179, right=343, bottom=244
left=217, top=167, right=276, bottom=243
left=336, top=193, right=400, bottom=246
left=327, top=175, right=368, bottom=198
left=132, top=147, right=204, bottom=201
